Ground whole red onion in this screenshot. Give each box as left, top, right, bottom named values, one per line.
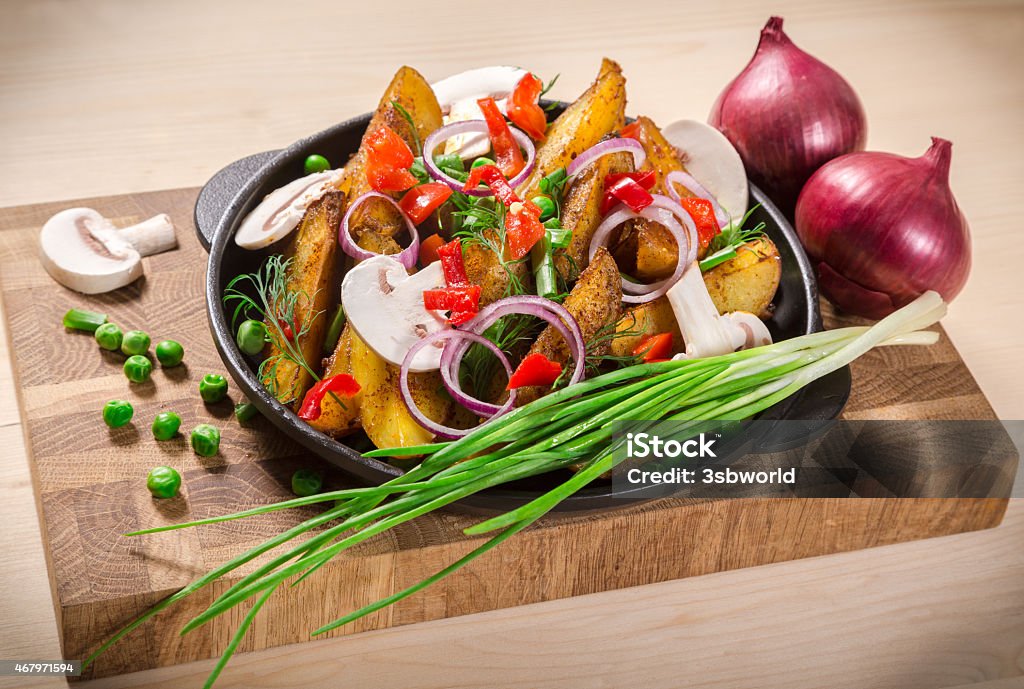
left=709, top=16, right=867, bottom=216
left=795, top=137, right=971, bottom=319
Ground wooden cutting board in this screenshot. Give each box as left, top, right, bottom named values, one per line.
left=0, top=189, right=1011, bottom=680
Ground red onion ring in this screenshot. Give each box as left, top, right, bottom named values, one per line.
left=665, top=170, right=731, bottom=228
left=400, top=329, right=516, bottom=440
left=566, top=138, right=647, bottom=178
left=421, top=120, right=536, bottom=196
left=438, top=330, right=517, bottom=418
left=339, top=192, right=419, bottom=269
left=590, top=194, right=697, bottom=304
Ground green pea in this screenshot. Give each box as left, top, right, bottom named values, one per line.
left=151, top=412, right=181, bottom=441
left=235, top=320, right=266, bottom=356
left=304, top=154, right=330, bottom=174
left=124, top=355, right=153, bottom=383
left=94, top=323, right=123, bottom=351
left=291, top=469, right=323, bottom=497
left=155, top=340, right=184, bottom=367
left=199, top=373, right=228, bottom=403
left=190, top=424, right=221, bottom=457
left=471, top=157, right=496, bottom=169
left=102, top=399, right=134, bottom=428
left=121, top=330, right=151, bottom=356
left=146, top=466, right=182, bottom=499
left=433, top=153, right=464, bottom=172
left=234, top=401, right=259, bottom=423
left=531, top=195, right=556, bottom=221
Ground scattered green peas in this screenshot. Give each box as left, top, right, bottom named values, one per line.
left=471, top=157, right=496, bottom=169
left=146, top=466, right=182, bottom=499
left=531, top=195, right=556, bottom=221
left=234, top=401, right=259, bottom=423
left=124, top=355, right=153, bottom=383
left=121, top=330, right=151, bottom=356
left=155, top=340, right=184, bottom=367
left=190, top=424, right=221, bottom=457
left=235, top=320, right=266, bottom=356
left=291, top=469, right=323, bottom=497
left=102, top=399, right=134, bottom=428
left=151, top=412, right=181, bottom=440
left=304, top=154, right=331, bottom=174
left=94, top=323, right=124, bottom=351
left=199, top=373, right=228, bottom=403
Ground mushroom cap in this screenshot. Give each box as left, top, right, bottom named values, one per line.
left=661, top=119, right=749, bottom=223
left=38, top=207, right=142, bottom=294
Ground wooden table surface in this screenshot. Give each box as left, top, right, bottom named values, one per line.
left=0, top=1, right=1021, bottom=687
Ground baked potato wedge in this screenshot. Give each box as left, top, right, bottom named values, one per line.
left=305, top=325, right=362, bottom=437
left=462, top=230, right=530, bottom=306
left=351, top=329, right=452, bottom=452
left=262, top=191, right=343, bottom=407
left=703, top=237, right=781, bottom=319
left=609, top=297, right=682, bottom=359
left=516, top=247, right=622, bottom=405
left=516, top=58, right=626, bottom=199
left=337, top=66, right=443, bottom=240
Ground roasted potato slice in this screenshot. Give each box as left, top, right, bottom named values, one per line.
left=516, top=59, right=626, bottom=200
left=516, top=247, right=622, bottom=405
left=462, top=230, right=529, bottom=306
left=306, top=325, right=362, bottom=437
left=337, top=66, right=443, bottom=239
left=262, top=191, right=343, bottom=407
left=703, top=237, right=781, bottom=319
left=609, top=297, right=682, bottom=359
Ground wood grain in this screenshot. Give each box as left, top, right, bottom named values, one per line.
left=0, top=186, right=1013, bottom=681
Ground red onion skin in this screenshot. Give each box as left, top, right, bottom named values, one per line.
left=709, top=16, right=867, bottom=217
left=795, top=137, right=971, bottom=319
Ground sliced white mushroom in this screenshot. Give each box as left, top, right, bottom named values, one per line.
left=341, top=256, right=448, bottom=371
left=431, top=65, right=527, bottom=160
left=665, top=261, right=772, bottom=359
left=234, top=169, right=343, bottom=250
left=662, top=119, right=749, bottom=225
left=38, top=207, right=177, bottom=294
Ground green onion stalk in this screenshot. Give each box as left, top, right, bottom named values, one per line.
left=84, top=291, right=947, bottom=688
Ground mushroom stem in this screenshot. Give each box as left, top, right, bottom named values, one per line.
left=117, top=214, right=177, bottom=256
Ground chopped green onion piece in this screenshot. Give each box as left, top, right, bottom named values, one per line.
left=547, top=227, right=572, bottom=249
left=323, top=305, right=346, bottom=355
left=63, top=308, right=107, bottom=333
left=543, top=218, right=562, bottom=230
left=532, top=231, right=559, bottom=300
left=699, top=247, right=739, bottom=272
left=471, top=157, right=496, bottom=169
left=441, top=166, right=468, bottom=183
left=538, top=167, right=568, bottom=195
left=433, top=153, right=464, bottom=172
left=409, top=158, right=430, bottom=184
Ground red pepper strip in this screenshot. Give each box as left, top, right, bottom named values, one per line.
left=677, top=197, right=721, bottom=251
left=600, top=170, right=657, bottom=214
left=633, top=332, right=674, bottom=362
left=399, top=183, right=452, bottom=225
left=277, top=318, right=294, bottom=341
left=462, top=164, right=520, bottom=207
left=506, top=73, right=547, bottom=141
left=504, top=201, right=546, bottom=260
left=619, top=121, right=643, bottom=140
left=477, top=97, right=525, bottom=179
left=436, top=239, right=470, bottom=287
left=423, top=285, right=482, bottom=325
left=604, top=176, right=654, bottom=214
left=506, top=352, right=563, bottom=390
left=365, top=124, right=417, bottom=193
left=297, top=373, right=361, bottom=421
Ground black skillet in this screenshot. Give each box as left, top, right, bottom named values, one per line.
left=195, top=103, right=851, bottom=513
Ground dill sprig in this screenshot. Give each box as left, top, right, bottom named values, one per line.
left=222, top=255, right=322, bottom=402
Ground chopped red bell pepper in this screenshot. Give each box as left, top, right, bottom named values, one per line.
left=423, top=286, right=482, bottom=325
left=603, top=176, right=654, bottom=214
left=619, top=122, right=643, bottom=140
left=678, top=197, right=721, bottom=250
left=506, top=73, right=547, bottom=141
left=633, top=332, right=674, bottom=362
left=436, top=238, right=470, bottom=287
left=297, top=373, right=361, bottom=421
left=600, top=170, right=657, bottom=215
left=277, top=318, right=294, bottom=341
left=477, top=97, right=525, bottom=179
left=504, top=201, right=546, bottom=260
left=399, top=183, right=452, bottom=225
left=506, top=352, right=563, bottom=390
left=419, top=233, right=445, bottom=266
left=462, top=164, right=520, bottom=207
left=364, top=124, right=417, bottom=193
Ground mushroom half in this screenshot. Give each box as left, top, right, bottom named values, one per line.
left=38, top=207, right=177, bottom=294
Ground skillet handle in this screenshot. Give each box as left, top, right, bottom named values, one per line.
left=193, top=150, right=280, bottom=251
